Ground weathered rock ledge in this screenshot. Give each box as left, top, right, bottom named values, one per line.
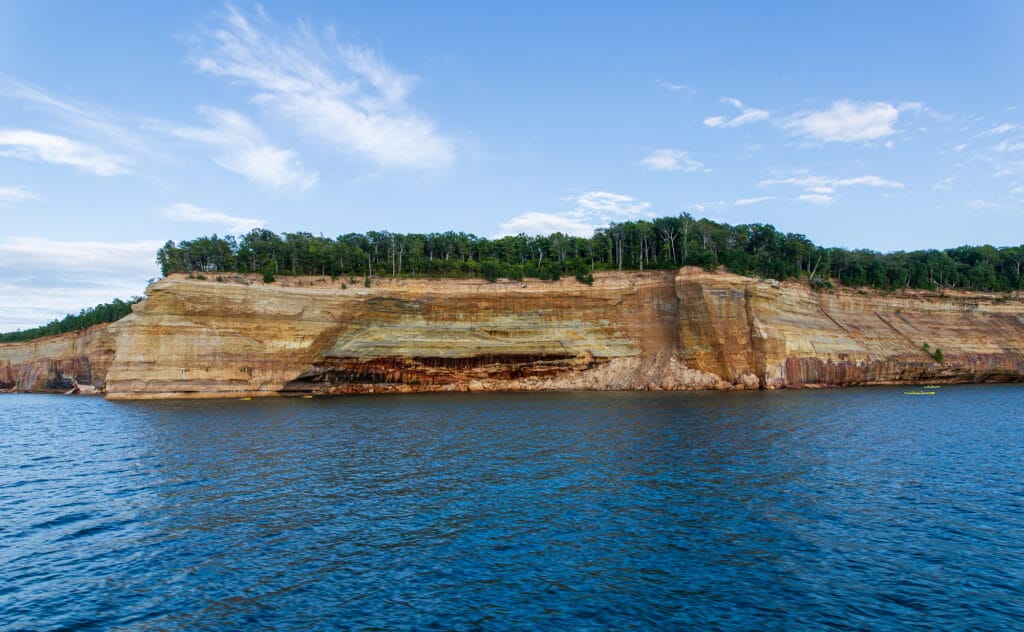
left=3, top=268, right=1024, bottom=399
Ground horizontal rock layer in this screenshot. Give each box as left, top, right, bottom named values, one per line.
left=675, top=268, right=1024, bottom=387
left=101, top=272, right=682, bottom=398
left=0, top=324, right=115, bottom=393
left=3, top=268, right=1024, bottom=398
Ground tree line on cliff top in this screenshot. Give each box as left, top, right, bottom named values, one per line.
left=156, top=213, right=1024, bottom=292
left=4, top=214, right=1022, bottom=342
left=0, top=298, right=141, bottom=344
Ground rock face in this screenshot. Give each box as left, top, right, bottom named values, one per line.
left=0, top=324, right=116, bottom=393
left=3, top=268, right=1024, bottom=399
left=101, top=272, right=691, bottom=398
left=675, top=268, right=1024, bottom=388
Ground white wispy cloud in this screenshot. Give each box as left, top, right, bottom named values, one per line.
left=760, top=173, right=904, bottom=203
left=897, top=101, right=951, bottom=122
left=833, top=175, right=905, bottom=188
left=496, top=191, right=653, bottom=237
left=797, top=194, right=835, bottom=205
left=734, top=196, right=773, bottom=206
left=993, top=139, right=1024, bottom=152
left=787, top=100, right=910, bottom=143
left=164, top=202, right=267, bottom=234
left=0, top=129, right=128, bottom=175
left=654, top=79, right=696, bottom=96
left=641, top=148, right=708, bottom=172
left=933, top=176, right=956, bottom=190
left=995, top=161, right=1024, bottom=177
left=978, top=123, right=1020, bottom=137
left=0, top=237, right=160, bottom=331
left=0, top=75, right=148, bottom=154
left=0, top=186, right=38, bottom=205
left=163, top=106, right=317, bottom=190
left=760, top=174, right=904, bottom=192
left=194, top=5, right=454, bottom=169
left=339, top=46, right=415, bottom=103
left=495, top=212, right=595, bottom=237
left=969, top=130, right=1024, bottom=177
left=965, top=199, right=1003, bottom=212
left=573, top=191, right=652, bottom=218
left=703, top=97, right=769, bottom=128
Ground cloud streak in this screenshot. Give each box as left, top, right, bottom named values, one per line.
left=703, top=97, right=769, bottom=128
left=641, top=148, right=708, bottom=172
left=0, top=75, right=149, bottom=155
left=164, top=202, right=267, bottom=234
left=787, top=100, right=903, bottom=143
left=0, top=129, right=128, bottom=175
left=194, top=5, right=454, bottom=170
left=993, top=139, right=1024, bottom=152
left=760, top=173, right=904, bottom=203
left=0, top=186, right=38, bottom=205
left=0, top=237, right=160, bottom=331
left=654, top=79, right=696, bottom=97
left=797, top=194, right=834, bottom=205
left=497, top=191, right=653, bottom=237
left=734, top=196, right=773, bottom=206
left=978, top=123, right=1020, bottom=137
left=163, top=106, right=317, bottom=190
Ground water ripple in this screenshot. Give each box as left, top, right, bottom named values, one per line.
left=1, top=387, right=1023, bottom=629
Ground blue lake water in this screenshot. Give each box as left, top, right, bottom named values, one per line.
left=1, top=386, right=1023, bottom=629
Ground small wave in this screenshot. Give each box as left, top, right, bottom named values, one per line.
left=55, top=519, right=134, bottom=542
left=31, top=511, right=95, bottom=531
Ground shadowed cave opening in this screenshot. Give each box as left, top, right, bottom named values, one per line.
left=282, top=353, right=603, bottom=391
left=41, top=360, right=93, bottom=391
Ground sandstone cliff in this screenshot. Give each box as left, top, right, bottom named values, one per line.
left=675, top=268, right=1024, bottom=388
left=3, top=268, right=1024, bottom=399
left=101, top=271, right=698, bottom=398
left=0, top=324, right=115, bottom=393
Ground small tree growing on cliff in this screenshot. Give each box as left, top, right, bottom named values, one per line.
left=922, top=342, right=944, bottom=363
left=481, top=259, right=501, bottom=283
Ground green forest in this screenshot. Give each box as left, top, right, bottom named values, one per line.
left=0, top=298, right=141, bottom=344
left=157, top=213, right=1024, bottom=292
left=4, top=213, right=1022, bottom=344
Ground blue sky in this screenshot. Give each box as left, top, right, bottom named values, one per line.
left=1, top=1, right=1023, bottom=329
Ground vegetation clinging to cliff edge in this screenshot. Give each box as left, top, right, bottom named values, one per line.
left=0, top=298, right=141, bottom=343
left=4, top=213, right=1021, bottom=341
left=158, top=215, right=1024, bottom=291
left=155, top=214, right=1024, bottom=292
